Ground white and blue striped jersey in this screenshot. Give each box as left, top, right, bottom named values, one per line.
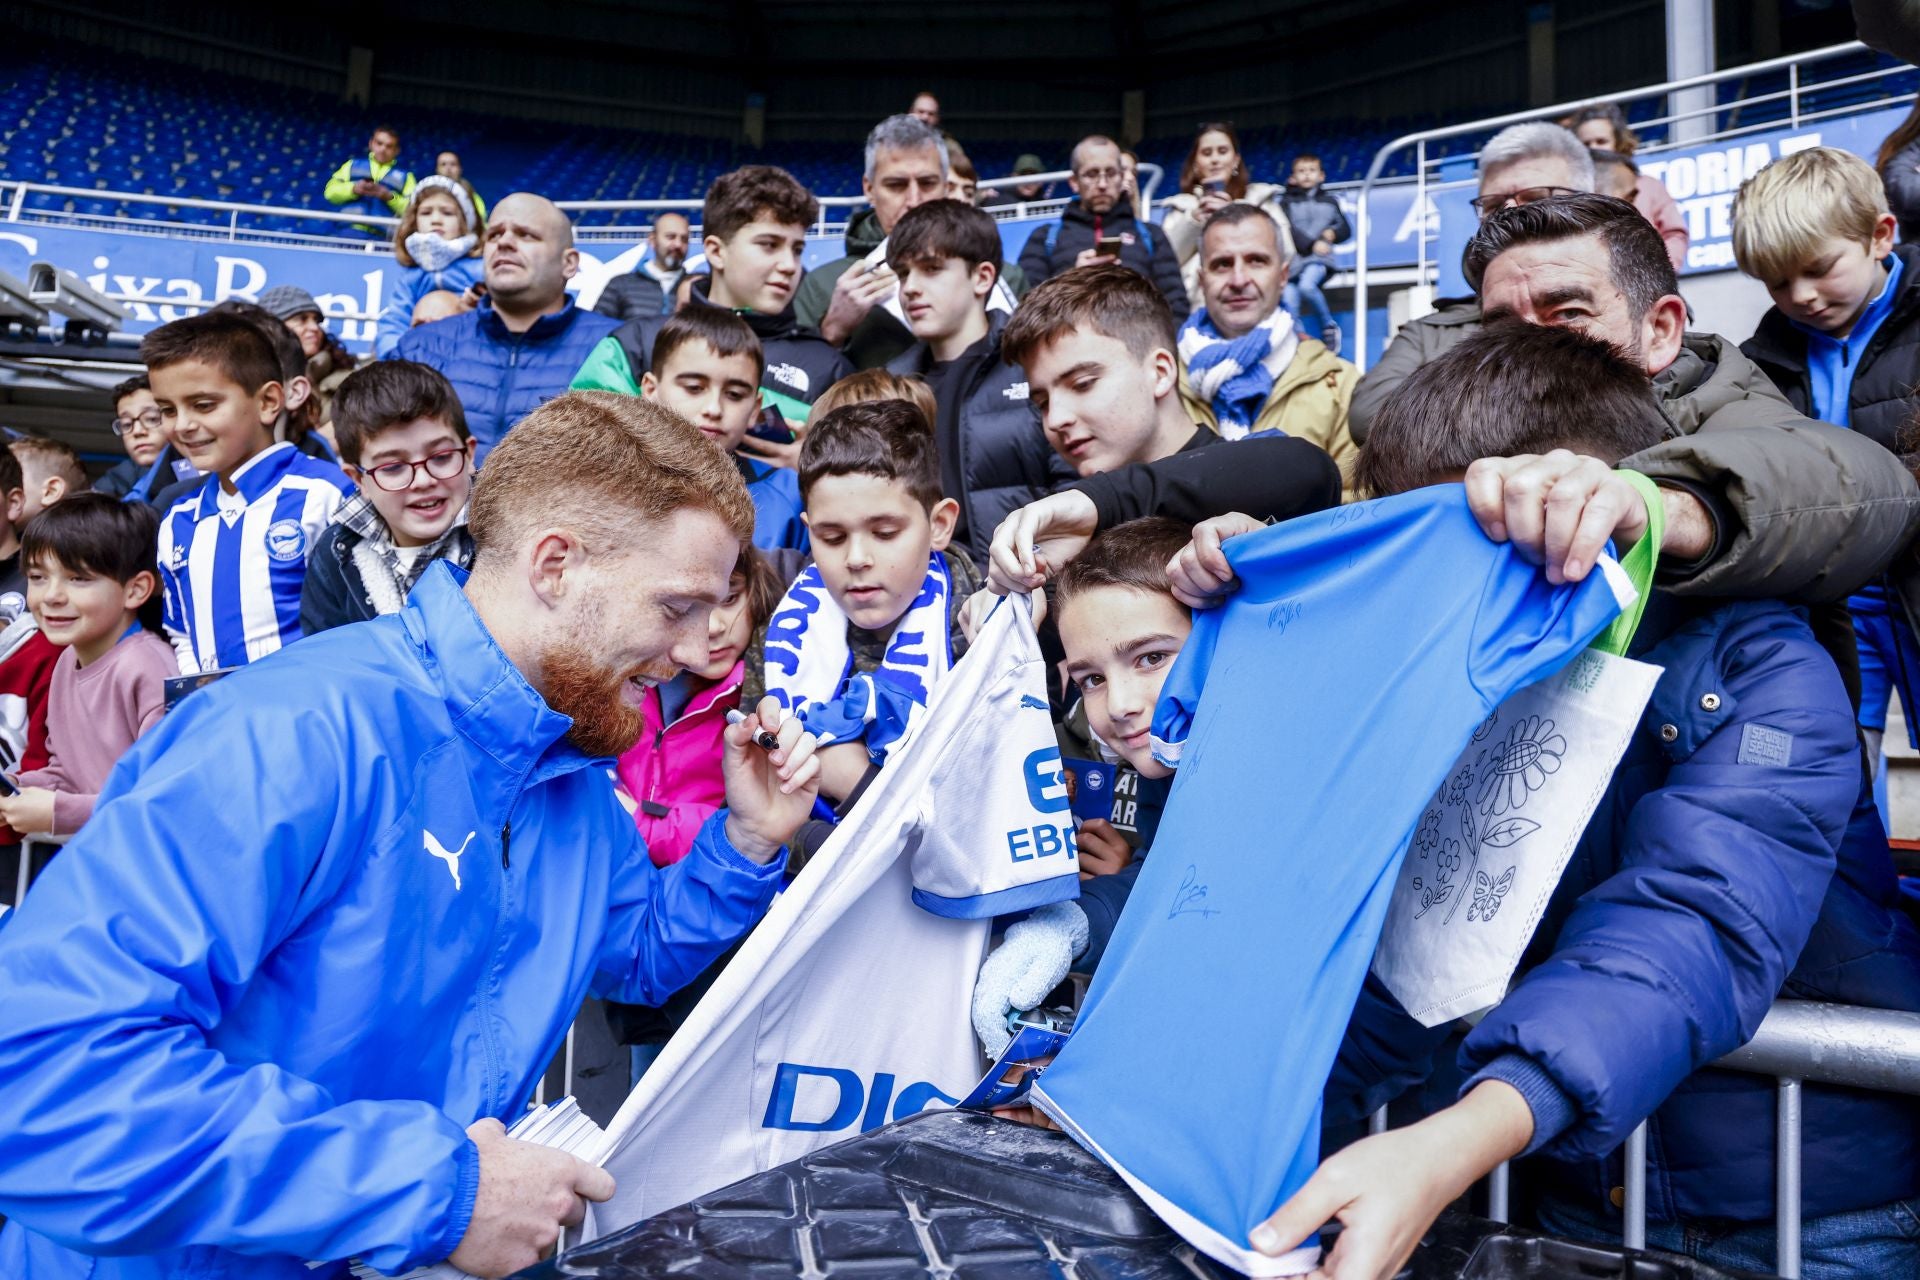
left=157, top=443, right=354, bottom=674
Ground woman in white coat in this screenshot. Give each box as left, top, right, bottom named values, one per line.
left=1160, top=123, right=1289, bottom=309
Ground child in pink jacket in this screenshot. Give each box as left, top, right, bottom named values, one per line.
left=615, top=545, right=784, bottom=866
left=0, top=496, right=176, bottom=840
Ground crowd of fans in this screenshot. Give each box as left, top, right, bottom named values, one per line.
left=4, top=83, right=1920, bottom=1280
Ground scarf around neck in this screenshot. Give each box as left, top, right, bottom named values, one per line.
left=1178, top=305, right=1300, bottom=440
left=761, top=553, right=953, bottom=762
left=406, top=232, right=479, bottom=274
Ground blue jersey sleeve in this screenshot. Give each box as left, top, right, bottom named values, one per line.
left=1465, top=540, right=1637, bottom=704
left=1145, top=588, right=1227, bottom=769
left=1150, top=489, right=1630, bottom=766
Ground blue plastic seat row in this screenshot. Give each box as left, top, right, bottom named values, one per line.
left=0, top=43, right=1569, bottom=225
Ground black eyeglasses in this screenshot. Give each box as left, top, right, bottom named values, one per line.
left=112, top=410, right=163, bottom=436
left=1471, top=186, right=1582, bottom=216
left=360, top=446, right=469, bottom=492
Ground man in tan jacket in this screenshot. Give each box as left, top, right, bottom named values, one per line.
left=1175, top=202, right=1357, bottom=488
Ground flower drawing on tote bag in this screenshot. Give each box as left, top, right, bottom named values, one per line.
left=1414, top=809, right=1443, bottom=857
left=1409, top=708, right=1550, bottom=925
left=1476, top=715, right=1566, bottom=817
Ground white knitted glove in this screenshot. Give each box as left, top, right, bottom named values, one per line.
left=971, top=901, right=1090, bottom=1059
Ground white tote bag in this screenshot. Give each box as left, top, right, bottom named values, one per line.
left=1370, top=645, right=1662, bottom=1025
left=584, top=594, right=1080, bottom=1229
left=1373, top=479, right=1666, bottom=1026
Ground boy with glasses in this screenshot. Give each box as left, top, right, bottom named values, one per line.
left=300, top=361, right=475, bottom=633
left=1019, top=136, right=1189, bottom=320
left=95, top=376, right=174, bottom=501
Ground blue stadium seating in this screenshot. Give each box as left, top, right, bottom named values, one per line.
left=5, top=45, right=1908, bottom=236
left=0, top=48, right=1454, bottom=234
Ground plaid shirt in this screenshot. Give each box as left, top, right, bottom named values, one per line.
left=332, top=492, right=474, bottom=600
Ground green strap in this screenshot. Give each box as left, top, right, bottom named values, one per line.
left=1588, top=469, right=1664, bottom=658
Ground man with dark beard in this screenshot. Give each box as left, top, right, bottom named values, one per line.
left=0, top=393, right=823, bottom=1280
left=594, top=211, right=694, bottom=322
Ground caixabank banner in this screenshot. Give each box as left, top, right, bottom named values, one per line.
left=0, top=214, right=1077, bottom=354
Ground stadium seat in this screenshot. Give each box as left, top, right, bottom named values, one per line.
left=4, top=41, right=1911, bottom=239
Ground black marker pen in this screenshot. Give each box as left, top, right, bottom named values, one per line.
left=725, top=708, right=782, bottom=752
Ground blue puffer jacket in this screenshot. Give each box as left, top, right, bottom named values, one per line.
left=0, top=562, right=785, bottom=1279
left=1333, top=595, right=1920, bottom=1222
left=392, top=296, right=618, bottom=460
left=737, top=452, right=808, bottom=554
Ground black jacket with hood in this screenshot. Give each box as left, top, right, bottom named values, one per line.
left=885, top=309, right=1077, bottom=562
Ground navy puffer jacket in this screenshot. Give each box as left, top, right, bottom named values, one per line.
left=1333, top=594, right=1920, bottom=1222
left=392, top=296, right=618, bottom=461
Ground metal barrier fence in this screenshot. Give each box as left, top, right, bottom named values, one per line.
left=555, top=164, right=1164, bottom=240
left=1351, top=39, right=1917, bottom=370
left=0, top=165, right=1164, bottom=250
left=8, top=834, right=62, bottom=911
left=1369, top=999, right=1920, bottom=1279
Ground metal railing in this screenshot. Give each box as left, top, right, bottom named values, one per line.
left=8, top=833, right=64, bottom=910
left=556, top=163, right=1163, bottom=240
left=3, top=180, right=401, bottom=244
left=0, top=165, right=1164, bottom=251
left=1369, top=999, right=1920, bottom=1279
left=1351, top=39, right=1913, bottom=370
left=1706, top=1000, right=1920, bottom=1277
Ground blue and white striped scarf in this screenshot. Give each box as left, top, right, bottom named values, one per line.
left=761, top=554, right=953, bottom=763
left=1177, top=305, right=1300, bottom=440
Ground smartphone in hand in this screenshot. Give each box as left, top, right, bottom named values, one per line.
left=747, top=404, right=796, bottom=446
left=1094, top=235, right=1125, bottom=258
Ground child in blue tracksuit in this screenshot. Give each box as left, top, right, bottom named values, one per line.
left=1734, top=147, right=1920, bottom=829
left=639, top=307, right=809, bottom=553
left=1267, top=323, right=1920, bottom=1280
left=375, top=176, right=486, bottom=357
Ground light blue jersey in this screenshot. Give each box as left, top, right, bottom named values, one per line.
left=1032, top=485, right=1630, bottom=1274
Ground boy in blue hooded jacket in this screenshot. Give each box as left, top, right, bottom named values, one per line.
left=1251, top=324, right=1920, bottom=1280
